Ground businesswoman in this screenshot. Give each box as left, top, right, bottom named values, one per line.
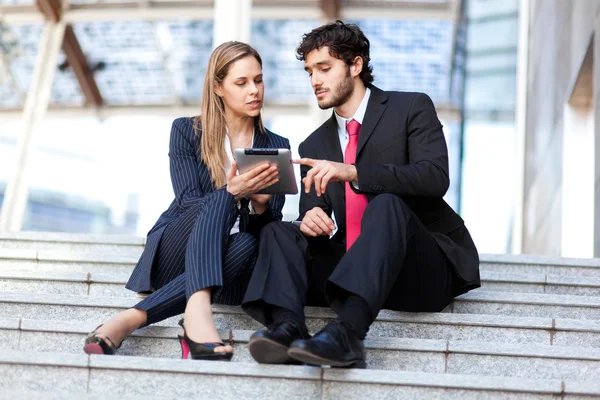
left=83, top=41, right=289, bottom=360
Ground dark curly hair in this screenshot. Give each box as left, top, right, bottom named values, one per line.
left=296, top=20, right=374, bottom=86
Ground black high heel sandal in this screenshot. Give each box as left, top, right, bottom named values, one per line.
left=178, top=319, right=233, bottom=361
left=83, top=325, right=123, bottom=355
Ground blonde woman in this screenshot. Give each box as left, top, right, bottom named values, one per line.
left=84, top=42, right=289, bottom=360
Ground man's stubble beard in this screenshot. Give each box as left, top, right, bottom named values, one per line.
left=318, top=68, right=354, bottom=110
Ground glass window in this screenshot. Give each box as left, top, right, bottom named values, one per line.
left=466, top=52, right=517, bottom=74
left=467, top=18, right=518, bottom=53
left=465, top=72, right=516, bottom=113
left=21, top=115, right=174, bottom=235
left=352, top=19, right=452, bottom=103
left=467, top=0, right=519, bottom=20
left=6, top=23, right=42, bottom=100
left=251, top=20, right=318, bottom=104
left=0, top=118, right=20, bottom=210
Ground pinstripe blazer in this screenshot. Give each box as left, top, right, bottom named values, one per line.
left=126, top=117, right=290, bottom=293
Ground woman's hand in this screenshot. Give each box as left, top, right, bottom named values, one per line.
left=226, top=162, right=279, bottom=201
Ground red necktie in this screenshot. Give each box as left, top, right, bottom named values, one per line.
left=344, top=119, right=368, bottom=250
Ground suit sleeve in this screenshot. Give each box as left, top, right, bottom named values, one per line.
left=245, top=138, right=289, bottom=236
left=354, top=93, right=450, bottom=197
left=297, top=140, right=333, bottom=221
left=169, top=119, right=229, bottom=209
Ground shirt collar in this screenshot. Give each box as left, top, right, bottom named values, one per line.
left=334, top=87, right=371, bottom=128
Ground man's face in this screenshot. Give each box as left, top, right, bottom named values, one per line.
left=304, top=47, right=354, bottom=110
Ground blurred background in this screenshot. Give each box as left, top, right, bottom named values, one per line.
left=0, top=0, right=596, bottom=258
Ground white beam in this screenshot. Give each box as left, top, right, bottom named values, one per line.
left=251, top=5, right=322, bottom=19
left=510, top=0, right=529, bottom=254
left=1, top=8, right=44, bottom=24
left=0, top=104, right=311, bottom=118
left=2, top=3, right=453, bottom=25
left=0, top=20, right=66, bottom=232
left=0, top=103, right=460, bottom=121
left=213, top=0, right=252, bottom=46
left=65, top=5, right=214, bottom=22
left=340, top=6, right=452, bottom=20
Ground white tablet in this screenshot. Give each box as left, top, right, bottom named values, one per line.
left=234, top=148, right=299, bottom=195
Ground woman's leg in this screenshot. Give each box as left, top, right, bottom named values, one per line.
left=88, top=190, right=253, bottom=353
left=88, top=203, right=204, bottom=348
left=182, top=232, right=257, bottom=353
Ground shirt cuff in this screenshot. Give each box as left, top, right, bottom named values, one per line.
left=351, top=181, right=359, bottom=190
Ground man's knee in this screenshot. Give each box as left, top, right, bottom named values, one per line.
left=365, top=194, right=411, bottom=221
left=260, top=221, right=295, bottom=238
left=368, top=193, right=409, bottom=211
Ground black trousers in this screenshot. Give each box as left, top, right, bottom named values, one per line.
left=134, top=189, right=258, bottom=326
left=242, top=193, right=460, bottom=327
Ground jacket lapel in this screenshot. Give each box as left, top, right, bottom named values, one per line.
left=252, top=126, right=269, bottom=148
left=318, top=113, right=345, bottom=209
left=321, top=114, right=343, bottom=163
left=356, top=86, right=387, bottom=159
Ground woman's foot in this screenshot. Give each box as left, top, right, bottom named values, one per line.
left=84, top=308, right=147, bottom=354
left=183, top=290, right=233, bottom=355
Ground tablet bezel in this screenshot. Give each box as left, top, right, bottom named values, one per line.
left=233, top=148, right=299, bottom=195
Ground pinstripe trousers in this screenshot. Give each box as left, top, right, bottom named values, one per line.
left=134, top=189, right=258, bottom=326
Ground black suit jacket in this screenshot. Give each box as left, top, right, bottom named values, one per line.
left=297, top=86, right=480, bottom=287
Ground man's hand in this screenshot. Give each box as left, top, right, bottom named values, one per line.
left=300, top=207, right=336, bottom=237
left=293, top=158, right=357, bottom=197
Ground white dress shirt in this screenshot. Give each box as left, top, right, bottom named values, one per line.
left=334, top=87, right=371, bottom=189
left=224, top=134, right=254, bottom=234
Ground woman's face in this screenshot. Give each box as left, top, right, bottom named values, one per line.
left=216, top=55, right=264, bottom=119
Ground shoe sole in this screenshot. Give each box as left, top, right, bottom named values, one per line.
left=189, top=353, right=233, bottom=361
left=248, top=337, right=298, bottom=364
left=83, top=343, right=106, bottom=355
left=287, top=348, right=367, bottom=369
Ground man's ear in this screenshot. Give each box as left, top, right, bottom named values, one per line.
left=351, top=56, right=363, bottom=78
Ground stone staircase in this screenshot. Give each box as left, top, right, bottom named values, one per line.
left=0, top=231, right=599, bottom=399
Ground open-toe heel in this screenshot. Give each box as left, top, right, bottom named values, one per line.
left=83, top=324, right=122, bottom=355
left=178, top=319, right=233, bottom=361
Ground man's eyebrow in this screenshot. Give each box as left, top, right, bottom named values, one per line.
left=304, top=61, right=330, bottom=71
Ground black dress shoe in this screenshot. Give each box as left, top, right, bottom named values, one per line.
left=287, top=320, right=366, bottom=368
left=248, top=320, right=311, bottom=364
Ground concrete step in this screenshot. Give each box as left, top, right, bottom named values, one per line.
left=0, top=390, right=163, bottom=400
left=0, top=249, right=138, bottom=275
left=2, top=268, right=600, bottom=299
left=453, top=290, right=600, bottom=320
left=3, top=318, right=600, bottom=381
left=3, top=251, right=600, bottom=300
left=0, top=232, right=144, bottom=256
left=1, top=293, right=600, bottom=347
left=2, top=349, right=599, bottom=399
left=481, top=271, right=600, bottom=296
left=3, top=247, right=600, bottom=279
left=1, top=286, right=599, bottom=323
left=1, top=268, right=599, bottom=299
left=480, top=253, right=600, bottom=277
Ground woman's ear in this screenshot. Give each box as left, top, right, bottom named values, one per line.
left=351, top=56, right=363, bottom=78
left=214, top=83, right=224, bottom=97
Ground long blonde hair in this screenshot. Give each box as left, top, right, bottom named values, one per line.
left=194, top=41, right=265, bottom=189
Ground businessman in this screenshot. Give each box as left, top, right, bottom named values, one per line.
left=242, top=20, right=480, bottom=368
